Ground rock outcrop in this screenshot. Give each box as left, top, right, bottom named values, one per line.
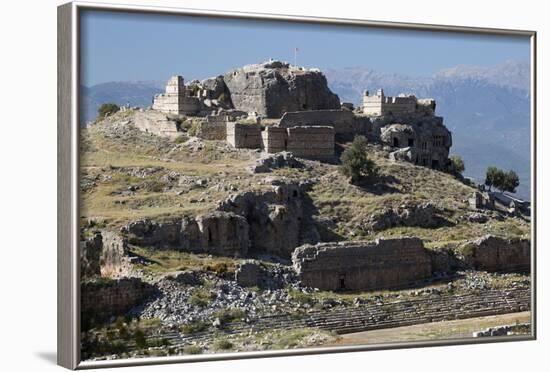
left=80, top=230, right=132, bottom=279
left=218, top=181, right=318, bottom=258
left=362, top=202, right=442, bottom=232
left=223, top=60, right=341, bottom=118
left=248, top=151, right=304, bottom=173
left=123, top=211, right=250, bottom=257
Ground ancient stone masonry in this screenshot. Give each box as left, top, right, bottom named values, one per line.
left=223, top=60, right=341, bottom=118
left=260, top=125, right=335, bottom=160
left=292, top=238, right=433, bottom=291
left=363, top=89, right=435, bottom=117
left=226, top=122, right=263, bottom=148
left=152, top=76, right=202, bottom=115
left=287, top=126, right=335, bottom=160
left=81, top=278, right=156, bottom=326
left=199, top=115, right=230, bottom=140
left=133, top=110, right=180, bottom=138
left=460, top=235, right=530, bottom=272
left=469, top=191, right=495, bottom=210
left=279, top=110, right=366, bottom=135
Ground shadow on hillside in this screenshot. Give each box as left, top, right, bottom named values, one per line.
left=355, top=174, right=401, bottom=195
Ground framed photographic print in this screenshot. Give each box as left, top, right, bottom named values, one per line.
left=57, top=1, right=536, bottom=369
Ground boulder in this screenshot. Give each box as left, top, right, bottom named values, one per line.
left=248, top=151, right=303, bottom=173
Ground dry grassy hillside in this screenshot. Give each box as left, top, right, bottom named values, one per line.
left=80, top=110, right=530, bottom=248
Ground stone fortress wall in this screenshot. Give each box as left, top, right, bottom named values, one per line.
left=200, top=114, right=231, bottom=140
left=152, top=76, right=202, bottom=115
left=285, top=126, right=335, bottom=160
left=363, top=88, right=436, bottom=117
left=292, top=238, right=433, bottom=291
left=279, top=110, right=364, bottom=134
left=133, top=110, right=180, bottom=138
left=226, top=122, right=263, bottom=148
left=144, top=63, right=452, bottom=169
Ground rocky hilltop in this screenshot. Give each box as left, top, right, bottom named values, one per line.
left=79, top=62, right=531, bottom=361
left=223, top=60, right=341, bottom=117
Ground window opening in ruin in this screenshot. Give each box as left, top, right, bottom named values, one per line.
left=408, top=138, right=414, bottom=147
left=432, top=159, right=439, bottom=169
left=393, top=137, right=399, bottom=147
left=339, top=274, right=346, bottom=289
left=208, top=228, right=212, bottom=243
left=284, top=139, right=288, bottom=148
left=293, top=190, right=298, bottom=197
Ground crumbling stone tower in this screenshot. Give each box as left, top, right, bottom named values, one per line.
left=152, top=75, right=201, bottom=115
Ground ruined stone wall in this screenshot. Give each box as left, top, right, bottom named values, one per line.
left=81, top=278, right=155, bottom=326
left=133, top=110, right=180, bottom=138
left=261, top=126, right=287, bottom=153
left=278, top=110, right=363, bottom=134
left=286, top=126, right=335, bottom=160
left=199, top=115, right=228, bottom=140
left=226, top=122, right=263, bottom=148
left=152, top=95, right=201, bottom=115
left=363, top=90, right=435, bottom=117
left=462, top=235, right=530, bottom=272
left=292, top=238, right=433, bottom=291
left=152, top=75, right=202, bottom=115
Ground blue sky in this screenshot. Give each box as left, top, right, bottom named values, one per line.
left=80, top=10, right=530, bottom=87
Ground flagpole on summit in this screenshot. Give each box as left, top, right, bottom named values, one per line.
left=294, top=47, right=298, bottom=67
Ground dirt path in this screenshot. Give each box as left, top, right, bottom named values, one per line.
left=325, top=311, right=531, bottom=346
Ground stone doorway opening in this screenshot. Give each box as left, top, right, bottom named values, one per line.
left=339, top=274, right=346, bottom=290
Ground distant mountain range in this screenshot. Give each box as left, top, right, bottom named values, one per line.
left=80, top=60, right=531, bottom=199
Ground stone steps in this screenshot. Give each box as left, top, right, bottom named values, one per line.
left=148, top=288, right=530, bottom=349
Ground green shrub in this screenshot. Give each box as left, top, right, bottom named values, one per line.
left=174, top=135, right=189, bottom=144
left=340, top=136, right=378, bottom=184
left=212, top=308, right=246, bottom=325
left=449, top=155, right=465, bottom=174
left=288, top=288, right=315, bottom=306
left=213, top=338, right=233, bottom=351
left=187, top=288, right=214, bottom=308
left=459, top=243, right=475, bottom=258
left=134, top=329, right=147, bottom=349
left=97, top=103, right=120, bottom=120
left=147, top=337, right=171, bottom=347
left=180, top=320, right=209, bottom=335
left=183, top=345, right=203, bottom=354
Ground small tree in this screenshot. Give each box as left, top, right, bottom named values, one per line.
left=97, top=103, right=120, bottom=120
left=485, top=166, right=520, bottom=193
left=449, top=155, right=465, bottom=174
left=502, top=170, right=520, bottom=193
left=485, top=166, right=502, bottom=191
left=340, top=136, right=377, bottom=184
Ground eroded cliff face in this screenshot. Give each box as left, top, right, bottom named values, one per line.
left=120, top=180, right=319, bottom=259
left=223, top=60, right=341, bottom=118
